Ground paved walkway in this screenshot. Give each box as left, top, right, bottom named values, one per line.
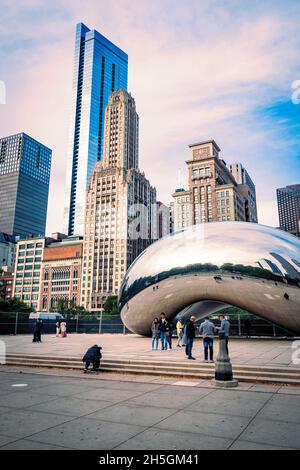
left=1, top=333, right=299, bottom=368
left=0, top=368, right=300, bottom=450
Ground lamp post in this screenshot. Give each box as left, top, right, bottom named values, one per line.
left=213, top=331, right=238, bottom=387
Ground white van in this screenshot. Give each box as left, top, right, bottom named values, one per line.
left=29, top=312, right=65, bottom=321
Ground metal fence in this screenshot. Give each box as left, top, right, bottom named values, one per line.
left=0, top=312, right=131, bottom=336
left=0, top=312, right=296, bottom=337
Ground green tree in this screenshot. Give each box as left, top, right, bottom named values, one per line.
left=103, top=295, right=119, bottom=316
left=0, top=297, right=32, bottom=313
left=50, top=299, right=90, bottom=317
left=216, top=306, right=253, bottom=319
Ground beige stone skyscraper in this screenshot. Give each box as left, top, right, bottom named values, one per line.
left=81, top=90, right=156, bottom=311
left=172, top=140, right=250, bottom=230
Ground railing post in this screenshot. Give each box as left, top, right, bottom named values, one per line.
left=272, top=323, right=276, bottom=337
left=14, top=312, right=18, bottom=335
left=99, top=310, right=103, bottom=334
left=238, top=314, right=241, bottom=337
left=76, top=314, right=79, bottom=333
left=123, top=322, right=126, bottom=335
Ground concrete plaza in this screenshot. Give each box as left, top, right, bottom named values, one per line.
left=0, top=367, right=300, bottom=450
left=1, top=333, right=299, bottom=368
left=0, top=334, right=300, bottom=449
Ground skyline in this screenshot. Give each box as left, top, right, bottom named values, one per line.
left=0, top=0, right=300, bottom=235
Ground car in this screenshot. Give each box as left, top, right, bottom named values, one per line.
left=29, top=312, right=65, bottom=321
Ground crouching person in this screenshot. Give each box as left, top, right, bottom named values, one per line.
left=82, top=345, right=102, bottom=373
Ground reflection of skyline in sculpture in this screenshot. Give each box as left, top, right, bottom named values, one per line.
left=270, top=252, right=300, bottom=280
left=119, top=222, right=300, bottom=336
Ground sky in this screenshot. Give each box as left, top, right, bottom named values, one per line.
left=0, top=0, right=299, bottom=235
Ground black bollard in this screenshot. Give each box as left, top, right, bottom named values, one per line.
left=213, top=332, right=238, bottom=387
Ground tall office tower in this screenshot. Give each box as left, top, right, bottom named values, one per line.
left=63, top=23, right=128, bottom=236
left=0, top=133, right=52, bottom=237
left=156, top=202, right=171, bottom=238
left=172, top=188, right=191, bottom=231
left=228, top=162, right=258, bottom=223
left=81, top=90, right=156, bottom=311
left=277, top=184, right=300, bottom=237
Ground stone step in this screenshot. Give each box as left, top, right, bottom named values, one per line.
left=4, top=357, right=300, bottom=385
left=6, top=354, right=300, bottom=376
left=5, top=360, right=300, bottom=385
left=5, top=358, right=300, bottom=380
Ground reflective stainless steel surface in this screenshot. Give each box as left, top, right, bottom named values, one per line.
left=119, top=222, right=300, bottom=335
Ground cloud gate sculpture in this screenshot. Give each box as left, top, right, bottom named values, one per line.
left=119, top=222, right=300, bottom=336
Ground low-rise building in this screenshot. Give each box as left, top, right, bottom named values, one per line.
left=39, top=236, right=83, bottom=311
left=12, top=233, right=83, bottom=311
left=0, top=267, right=14, bottom=300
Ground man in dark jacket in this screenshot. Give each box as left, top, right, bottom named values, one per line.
left=82, top=345, right=102, bottom=373
left=33, top=319, right=43, bottom=343
left=185, top=316, right=197, bottom=360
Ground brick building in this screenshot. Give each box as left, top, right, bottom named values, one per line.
left=39, top=236, right=83, bottom=311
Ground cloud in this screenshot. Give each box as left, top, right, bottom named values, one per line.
left=0, top=0, right=299, bottom=234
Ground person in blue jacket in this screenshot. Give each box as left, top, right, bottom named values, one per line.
left=82, top=345, right=102, bottom=373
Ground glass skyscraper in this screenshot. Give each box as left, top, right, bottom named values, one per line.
left=63, top=23, right=128, bottom=236
left=277, top=184, right=300, bottom=237
left=0, top=133, right=52, bottom=237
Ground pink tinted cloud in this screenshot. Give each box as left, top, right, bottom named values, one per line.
left=0, top=1, right=299, bottom=234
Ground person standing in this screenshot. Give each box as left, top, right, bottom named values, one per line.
left=158, top=312, right=169, bottom=350
left=245, top=318, right=251, bottom=338
left=176, top=318, right=184, bottom=347
left=185, top=316, right=196, bottom=360
left=219, top=315, right=230, bottom=353
left=60, top=320, right=67, bottom=338
left=151, top=318, right=160, bottom=350
left=199, top=316, right=216, bottom=363
left=166, top=321, right=174, bottom=350
left=182, top=321, right=187, bottom=347
left=55, top=320, right=61, bottom=337
left=33, top=318, right=43, bottom=343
